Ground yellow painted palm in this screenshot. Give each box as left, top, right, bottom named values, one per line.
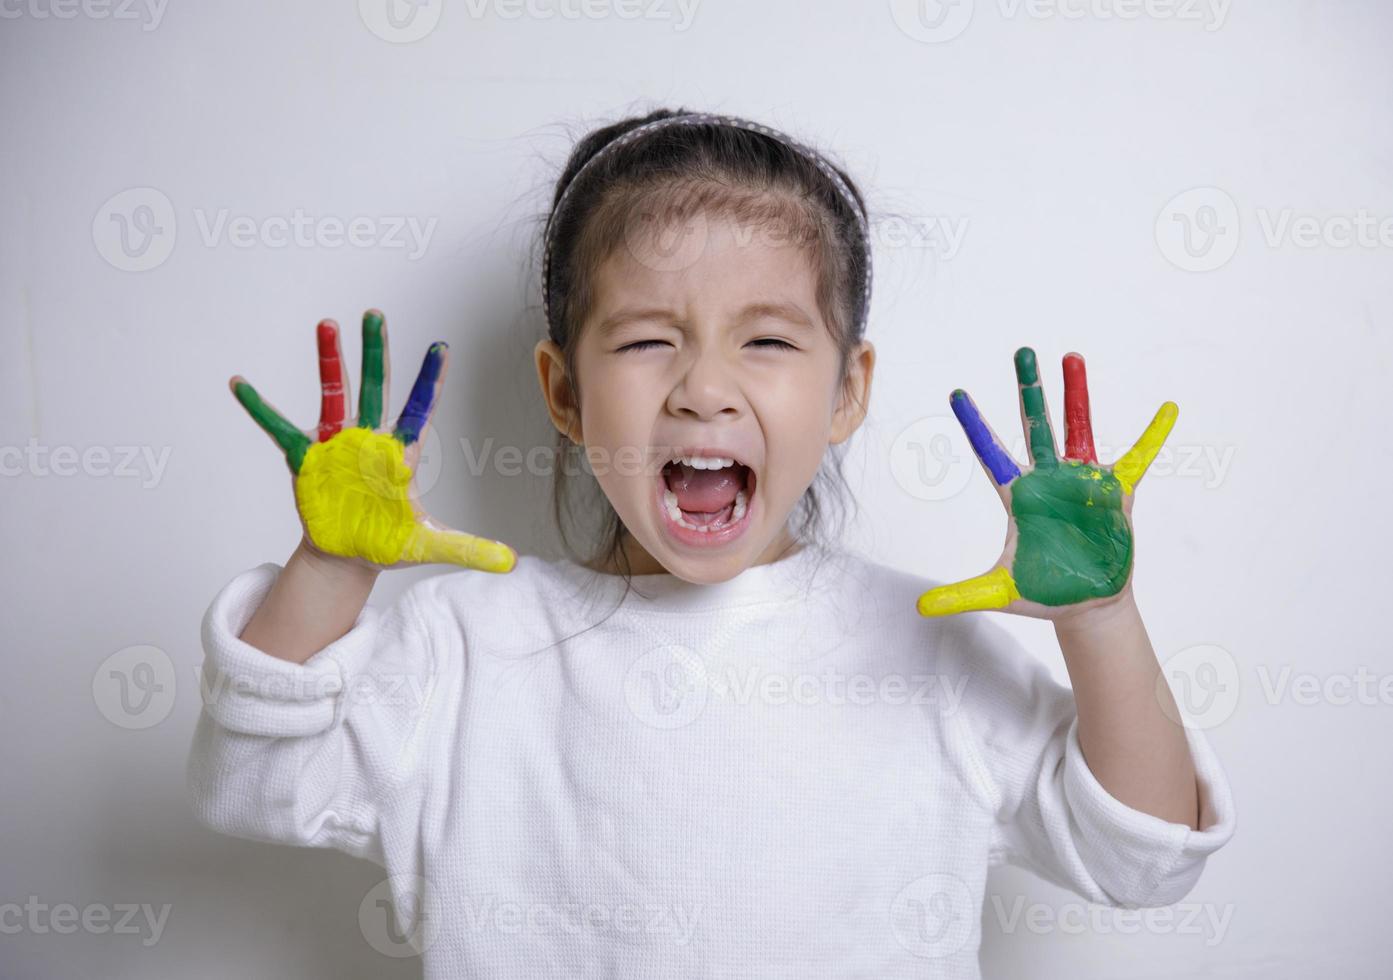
left=229, top=309, right=517, bottom=573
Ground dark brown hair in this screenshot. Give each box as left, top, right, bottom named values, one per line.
left=536, top=106, right=874, bottom=604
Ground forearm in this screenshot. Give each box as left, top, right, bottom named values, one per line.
left=238, top=538, right=381, bottom=665
left=1053, top=590, right=1200, bottom=829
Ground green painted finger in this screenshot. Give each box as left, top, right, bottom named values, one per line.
left=232, top=378, right=311, bottom=473
left=1014, top=346, right=1058, bottom=469
left=358, top=309, right=385, bottom=430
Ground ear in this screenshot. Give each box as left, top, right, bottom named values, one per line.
left=534, top=339, right=583, bottom=444
left=829, top=339, right=875, bottom=445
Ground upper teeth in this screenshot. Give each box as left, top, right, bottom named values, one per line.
left=668, top=455, right=736, bottom=469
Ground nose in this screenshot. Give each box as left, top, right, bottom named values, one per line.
left=666, top=344, right=743, bottom=421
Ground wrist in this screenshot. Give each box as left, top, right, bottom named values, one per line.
left=292, top=536, right=381, bottom=590
left=1052, top=586, right=1140, bottom=638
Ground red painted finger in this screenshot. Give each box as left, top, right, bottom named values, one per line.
left=317, top=319, right=347, bottom=441
left=1062, top=352, right=1097, bottom=463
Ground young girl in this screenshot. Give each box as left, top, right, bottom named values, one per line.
left=187, top=108, right=1236, bottom=978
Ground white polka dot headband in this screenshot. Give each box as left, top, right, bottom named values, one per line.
left=541, top=112, right=873, bottom=341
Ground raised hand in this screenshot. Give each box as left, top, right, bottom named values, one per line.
left=916, top=347, right=1175, bottom=620
left=229, top=309, right=517, bottom=573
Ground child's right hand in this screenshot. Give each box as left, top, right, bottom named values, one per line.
left=229, top=309, right=518, bottom=575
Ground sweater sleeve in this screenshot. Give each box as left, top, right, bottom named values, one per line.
left=940, top=611, right=1237, bottom=910
left=185, top=562, right=438, bottom=867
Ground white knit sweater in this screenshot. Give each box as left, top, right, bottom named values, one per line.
left=186, top=544, right=1236, bottom=978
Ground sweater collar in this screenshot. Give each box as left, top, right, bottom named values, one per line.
left=548, top=543, right=837, bottom=614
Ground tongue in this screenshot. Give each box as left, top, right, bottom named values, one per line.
left=664, top=463, right=743, bottom=515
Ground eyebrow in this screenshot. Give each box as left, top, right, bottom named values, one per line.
left=598, top=301, right=815, bottom=335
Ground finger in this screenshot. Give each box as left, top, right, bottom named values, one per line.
left=394, top=342, right=447, bottom=447
left=1014, top=346, right=1058, bottom=469
left=949, top=388, right=1021, bottom=486
left=1112, top=401, right=1178, bottom=494
left=917, top=567, right=1021, bottom=617
left=401, top=523, right=517, bottom=573
left=1061, top=352, right=1098, bottom=464
left=358, top=309, right=388, bottom=430
left=316, top=319, right=349, bottom=441
left=230, top=375, right=311, bottom=473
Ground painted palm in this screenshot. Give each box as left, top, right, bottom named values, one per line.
left=916, top=347, right=1175, bottom=619
left=229, top=309, right=517, bottom=573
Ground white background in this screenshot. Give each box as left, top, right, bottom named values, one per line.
left=2, top=0, right=1387, bottom=976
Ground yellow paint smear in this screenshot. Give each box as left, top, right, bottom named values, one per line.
left=294, top=427, right=516, bottom=572
left=1113, top=401, right=1178, bottom=494
left=917, top=566, right=1021, bottom=617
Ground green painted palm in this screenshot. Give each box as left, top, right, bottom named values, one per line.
left=916, top=347, right=1176, bottom=619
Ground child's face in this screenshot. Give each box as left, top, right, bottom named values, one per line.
left=536, top=211, right=874, bottom=582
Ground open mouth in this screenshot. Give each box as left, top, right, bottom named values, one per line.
left=656, top=454, right=757, bottom=535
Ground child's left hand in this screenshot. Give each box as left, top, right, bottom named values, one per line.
left=916, top=347, right=1176, bottom=622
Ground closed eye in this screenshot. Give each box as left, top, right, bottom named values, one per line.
left=617, top=339, right=797, bottom=352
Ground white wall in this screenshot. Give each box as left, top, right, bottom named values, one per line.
left=2, top=0, right=1387, bottom=976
